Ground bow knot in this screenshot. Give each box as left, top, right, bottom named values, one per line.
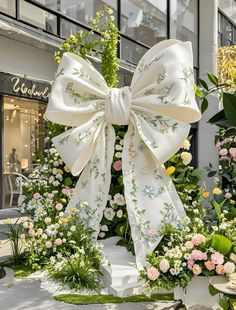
left=105, top=86, right=131, bottom=125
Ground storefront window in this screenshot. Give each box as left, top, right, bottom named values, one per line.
left=3, top=96, right=46, bottom=207
left=170, top=0, right=198, bottom=67
left=44, top=0, right=117, bottom=25
left=121, top=37, right=148, bottom=65
left=121, top=0, right=167, bottom=47
left=19, top=0, right=57, bottom=34
left=0, top=0, right=15, bottom=17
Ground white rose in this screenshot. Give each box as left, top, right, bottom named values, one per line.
left=52, top=168, right=57, bottom=175
left=100, top=225, right=108, bottom=232
left=64, top=165, right=70, bottom=173
left=181, top=139, right=190, bottom=150
left=99, top=232, right=105, bottom=238
left=115, top=152, right=122, bottom=158
left=224, top=262, right=235, bottom=274
left=104, top=207, right=116, bottom=221
left=225, top=192, right=232, bottom=199
left=53, top=181, right=60, bottom=186
left=181, top=152, right=192, bottom=165
left=49, top=176, right=55, bottom=183
left=114, top=193, right=126, bottom=206
left=115, top=144, right=123, bottom=151
left=116, top=210, right=123, bottom=218
left=49, top=148, right=56, bottom=154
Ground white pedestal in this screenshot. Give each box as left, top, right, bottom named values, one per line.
left=174, top=276, right=220, bottom=309
left=99, top=237, right=144, bottom=297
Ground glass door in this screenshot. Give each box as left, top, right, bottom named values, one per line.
left=3, top=95, right=46, bottom=208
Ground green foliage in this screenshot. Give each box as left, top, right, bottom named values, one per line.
left=54, top=293, right=173, bottom=305
left=211, top=234, right=232, bottom=255
left=48, top=250, right=102, bottom=292
left=4, top=218, right=24, bottom=265
left=12, top=265, right=34, bottom=278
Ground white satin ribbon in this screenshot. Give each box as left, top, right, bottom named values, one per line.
left=45, top=39, right=201, bottom=269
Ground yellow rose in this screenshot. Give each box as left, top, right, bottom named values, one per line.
left=68, top=214, right=72, bottom=219
left=213, top=188, right=222, bottom=195
left=63, top=218, right=69, bottom=223
left=72, top=208, right=79, bottom=213
left=202, top=192, right=210, bottom=199
left=58, top=220, right=63, bottom=225
left=166, top=166, right=175, bottom=175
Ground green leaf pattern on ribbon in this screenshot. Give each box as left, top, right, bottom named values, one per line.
left=137, top=55, right=163, bottom=73
left=66, top=82, right=98, bottom=104
left=73, top=67, right=101, bottom=87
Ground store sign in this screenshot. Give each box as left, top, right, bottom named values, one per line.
left=0, top=72, right=50, bottom=101
left=11, top=77, right=49, bottom=99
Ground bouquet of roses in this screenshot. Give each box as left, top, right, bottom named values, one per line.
left=140, top=210, right=236, bottom=292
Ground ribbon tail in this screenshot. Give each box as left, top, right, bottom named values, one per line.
left=66, top=123, right=115, bottom=237
left=123, top=124, right=186, bottom=270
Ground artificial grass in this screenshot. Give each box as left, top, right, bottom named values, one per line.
left=11, top=265, right=35, bottom=278
left=54, top=293, right=173, bottom=305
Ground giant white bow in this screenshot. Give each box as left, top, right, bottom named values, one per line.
left=45, top=39, right=201, bottom=268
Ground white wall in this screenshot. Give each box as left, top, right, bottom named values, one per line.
left=0, top=35, right=57, bottom=81
left=198, top=0, right=219, bottom=187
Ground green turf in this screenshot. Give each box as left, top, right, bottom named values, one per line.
left=54, top=293, right=173, bottom=305
left=11, top=265, right=35, bottom=278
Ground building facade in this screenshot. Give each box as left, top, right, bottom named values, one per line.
left=0, top=0, right=235, bottom=208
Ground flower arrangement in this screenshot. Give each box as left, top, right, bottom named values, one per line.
left=20, top=192, right=102, bottom=290
left=140, top=202, right=236, bottom=292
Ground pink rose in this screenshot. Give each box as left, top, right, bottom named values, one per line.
left=48, top=193, right=54, bottom=199
left=147, top=267, right=160, bottom=281
left=229, top=147, right=236, bottom=160
left=192, top=264, right=202, bottom=275
left=191, top=250, right=207, bottom=261
left=192, top=234, right=206, bottom=245
left=45, top=241, right=52, bottom=249
left=211, top=252, right=224, bottom=265
left=113, top=160, right=122, bottom=171
left=216, top=264, right=225, bottom=275
left=20, top=233, right=26, bottom=240
left=185, top=241, right=194, bottom=249
left=28, top=229, right=35, bottom=237
left=54, top=238, right=62, bottom=246
left=224, top=262, right=235, bottom=274
left=33, top=192, right=41, bottom=199
left=159, top=259, right=170, bottom=273
left=187, top=259, right=195, bottom=270
left=219, top=148, right=228, bottom=156
left=55, top=203, right=63, bottom=211
left=204, top=260, right=215, bottom=271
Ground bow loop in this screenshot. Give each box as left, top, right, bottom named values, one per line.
left=105, top=86, right=131, bottom=125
